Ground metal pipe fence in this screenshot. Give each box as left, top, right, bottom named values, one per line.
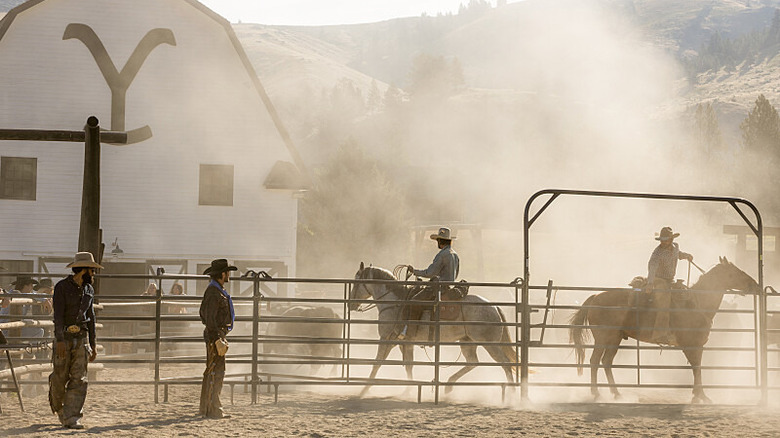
left=1, top=271, right=777, bottom=406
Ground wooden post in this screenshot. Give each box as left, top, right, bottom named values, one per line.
left=78, top=116, right=101, bottom=261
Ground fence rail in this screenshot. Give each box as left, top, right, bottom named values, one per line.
left=1, top=271, right=778, bottom=406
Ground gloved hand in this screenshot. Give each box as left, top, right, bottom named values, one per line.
left=688, top=254, right=694, bottom=262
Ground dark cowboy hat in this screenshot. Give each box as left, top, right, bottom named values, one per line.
left=11, top=276, right=38, bottom=288
left=655, top=226, right=680, bottom=241
left=203, top=259, right=238, bottom=275
left=34, top=278, right=53, bottom=291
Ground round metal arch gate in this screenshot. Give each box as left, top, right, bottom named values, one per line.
left=521, top=189, right=767, bottom=403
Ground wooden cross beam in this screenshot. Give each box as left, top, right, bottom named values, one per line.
left=0, top=116, right=131, bottom=264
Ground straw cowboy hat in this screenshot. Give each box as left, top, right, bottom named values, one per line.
left=430, top=227, right=456, bottom=241
left=203, top=259, right=238, bottom=275
left=655, top=226, right=680, bottom=241
left=11, top=276, right=38, bottom=288
left=66, top=251, right=104, bottom=269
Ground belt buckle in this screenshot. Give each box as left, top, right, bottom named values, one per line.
left=66, top=325, right=81, bottom=334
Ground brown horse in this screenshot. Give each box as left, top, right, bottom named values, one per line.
left=569, top=257, right=759, bottom=403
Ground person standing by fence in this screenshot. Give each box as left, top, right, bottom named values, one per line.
left=49, top=252, right=102, bottom=429
left=198, top=259, right=236, bottom=419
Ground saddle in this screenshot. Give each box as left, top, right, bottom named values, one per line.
left=628, top=276, right=694, bottom=309
left=625, top=276, right=699, bottom=343
left=406, top=280, right=470, bottom=324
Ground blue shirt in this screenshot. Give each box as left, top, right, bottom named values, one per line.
left=414, top=245, right=460, bottom=281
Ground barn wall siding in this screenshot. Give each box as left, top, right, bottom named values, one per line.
left=0, top=0, right=300, bottom=274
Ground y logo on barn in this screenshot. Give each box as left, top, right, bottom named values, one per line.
left=63, top=23, right=176, bottom=140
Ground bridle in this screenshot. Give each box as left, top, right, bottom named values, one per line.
left=353, top=267, right=402, bottom=314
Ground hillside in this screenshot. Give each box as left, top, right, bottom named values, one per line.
left=234, top=0, right=780, bottom=154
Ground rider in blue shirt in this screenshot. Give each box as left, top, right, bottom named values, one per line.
left=400, top=227, right=460, bottom=340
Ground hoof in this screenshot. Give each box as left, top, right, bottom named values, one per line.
left=613, top=393, right=622, bottom=401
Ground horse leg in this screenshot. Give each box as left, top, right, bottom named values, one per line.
left=400, top=343, right=415, bottom=396
left=483, top=343, right=515, bottom=387
left=682, top=346, right=711, bottom=404
left=601, top=342, right=622, bottom=399
left=359, top=341, right=395, bottom=398
left=589, top=344, right=605, bottom=400
left=444, top=343, right=479, bottom=395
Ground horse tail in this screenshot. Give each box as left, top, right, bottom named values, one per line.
left=496, top=306, right=520, bottom=375
left=569, top=295, right=594, bottom=376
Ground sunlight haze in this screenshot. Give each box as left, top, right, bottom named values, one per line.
left=199, top=0, right=518, bottom=25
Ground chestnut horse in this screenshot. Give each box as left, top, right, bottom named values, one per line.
left=570, top=257, right=759, bottom=403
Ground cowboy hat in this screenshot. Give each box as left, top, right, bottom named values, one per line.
left=429, top=227, right=456, bottom=241
left=34, top=278, right=53, bottom=291
left=11, top=276, right=38, bottom=288
left=66, top=252, right=104, bottom=269
left=655, top=226, right=680, bottom=241
left=203, top=259, right=238, bottom=275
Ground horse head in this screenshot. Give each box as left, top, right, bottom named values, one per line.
left=705, top=256, right=760, bottom=295
left=350, top=262, right=372, bottom=311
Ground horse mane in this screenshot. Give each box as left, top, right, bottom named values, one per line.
left=689, top=259, right=730, bottom=291
left=364, top=265, right=396, bottom=280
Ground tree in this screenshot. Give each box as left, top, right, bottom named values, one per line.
left=766, top=9, right=780, bottom=48
left=740, top=94, right=780, bottom=160
left=297, top=140, right=412, bottom=277
left=407, top=53, right=465, bottom=100
left=367, top=79, right=382, bottom=111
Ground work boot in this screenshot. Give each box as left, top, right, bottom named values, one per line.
left=206, top=408, right=231, bottom=419
left=397, top=325, right=408, bottom=340
left=64, top=418, right=85, bottom=429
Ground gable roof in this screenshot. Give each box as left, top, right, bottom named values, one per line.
left=0, top=0, right=311, bottom=187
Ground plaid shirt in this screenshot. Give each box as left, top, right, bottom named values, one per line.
left=647, top=242, right=691, bottom=284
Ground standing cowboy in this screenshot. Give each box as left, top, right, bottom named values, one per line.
left=647, top=227, right=693, bottom=345
left=199, top=258, right=237, bottom=419
left=400, top=227, right=460, bottom=340
left=49, top=252, right=102, bottom=429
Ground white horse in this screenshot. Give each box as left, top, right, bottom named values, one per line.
left=351, top=263, right=517, bottom=396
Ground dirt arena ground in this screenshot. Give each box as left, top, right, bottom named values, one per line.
left=2, top=366, right=780, bottom=437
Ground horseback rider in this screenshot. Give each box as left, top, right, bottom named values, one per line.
left=399, top=227, right=460, bottom=340
left=647, top=226, right=693, bottom=345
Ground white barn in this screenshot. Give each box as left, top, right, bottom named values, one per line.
left=0, top=0, right=307, bottom=295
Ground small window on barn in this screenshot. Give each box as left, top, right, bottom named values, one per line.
left=0, top=157, right=37, bottom=201
left=199, top=164, right=234, bottom=206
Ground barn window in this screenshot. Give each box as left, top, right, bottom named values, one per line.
left=199, top=164, right=234, bottom=206
left=0, top=157, right=37, bottom=201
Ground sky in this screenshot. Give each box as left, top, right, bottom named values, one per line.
left=198, top=1, right=513, bottom=26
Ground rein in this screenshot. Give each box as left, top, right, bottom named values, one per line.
left=354, top=269, right=403, bottom=313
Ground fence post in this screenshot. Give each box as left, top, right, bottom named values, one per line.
left=252, top=273, right=260, bottom=404
left=345, top=282, right=351, bottom=383
left=520, top=279, right=529, bottom=401
left=153, top=270, right=162, bottom=403
left=434, top=287, right=441, bottom=405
